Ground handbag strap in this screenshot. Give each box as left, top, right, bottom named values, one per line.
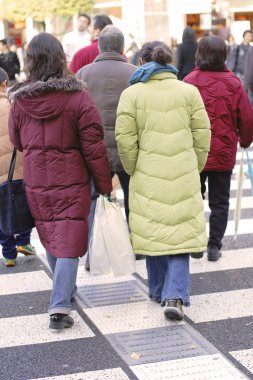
left=7, top=148, right=17, bottom=182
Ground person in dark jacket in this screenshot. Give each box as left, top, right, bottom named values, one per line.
left=0, top=39, right=20, bottom=84
left=184, top=36, right=253, bottom=261
left=244, top=45, right=253, bottom=104
left=176, top=26, right=197, bottom=80
left=69, top=14, right=112, bottom=73
left=8, top=33, right=112, bottom=330
left=76, top=25, right=136, bottom=270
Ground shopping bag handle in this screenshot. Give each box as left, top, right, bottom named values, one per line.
left=7, top=148, right=17, bottom=182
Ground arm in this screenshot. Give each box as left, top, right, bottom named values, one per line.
left=237, top=86, right=253, bottom=148
left=176, top=45, right=184, bottom=80
left=115, top=90, right=138, bottom=176
left=8, top=103, right=23, bottom=151
left=13, top=52, right=20, bottom=73
left=244, top=47, right=253, bottom=92
left=78, top=91, right=112, bottom=195
left=190, top=88, right=211, bottom=172
left=226, top=45, right=238, bottom=72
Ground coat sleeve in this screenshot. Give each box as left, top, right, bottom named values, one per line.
left=115, top=90, right=138, bottom=176
left=176, top=44, right=184, bottom=80
left=8, top=103, right=23, bottom=152
left=237, top=86, right=253, bottom=148
left=244, top=47, right=253, bottom=92
left=78, top=91, right=112, bottom=195
left=190, top=87, right=211, bottom=172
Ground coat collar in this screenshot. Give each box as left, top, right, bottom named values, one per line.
left=8, top=76, right=86, bottom=100
left=94, top=52, right=127, bottom=63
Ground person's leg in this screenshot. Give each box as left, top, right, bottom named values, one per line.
left=146, top=255, right=167, bottom=303
left=47, top=252, right=79, bottom=330
left=116, top=171, right=130, bottom=223
left=85, top=178, right=99, bottom=271
left=207, top=171, right=232, bottom=260
left=191, top=172, right=208, bottom=259
left=162, top=253, right=190, bottom=320
left=16, top=228, right=36, bottom=255
left=0, top=228, right=17, bottom=266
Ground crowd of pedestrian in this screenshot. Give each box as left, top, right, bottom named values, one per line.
left=1, top=13, right=253, bottom=331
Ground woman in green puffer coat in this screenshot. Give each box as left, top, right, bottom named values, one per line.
left=116, top=41, right=211, bottom=321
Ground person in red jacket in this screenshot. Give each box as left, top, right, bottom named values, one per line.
left=8, top=33, right=112, bottom=330
left=184, top=36, right=253, bottom=262
left=69, top=14, right=112, bottom=73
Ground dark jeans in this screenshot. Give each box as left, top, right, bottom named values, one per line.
left=86, top=171, right=130, bottom=266
left=0, top=228, right=32, bottom=259
left=201, top=170, right=232, bottom=249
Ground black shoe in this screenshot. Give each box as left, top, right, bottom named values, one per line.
left=164, top=299, right=184, bottom=321
left=49, top=314, right=74, bottom=330
left=207, top=245, right=221, bottom=262
left=191, top=252, right=204, bottom=259
left=85, top=262, right=90, bottom=272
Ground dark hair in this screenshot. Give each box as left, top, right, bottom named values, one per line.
left=0, top=39, right=7, bottom=46
left=182, top=26, right=196, bottom=43
left=99, top=26, right=124, bottom=53
left=243, top=29, right=252, bottom=37
left=93, top=14, right=113, bottom=32
left=140, top=41, right=172, bottom=65
left=26, top=32, right=70, bottom=82
left=0, top=67, right=8, bottom=84
left=196, top=36, right=227, bottom=71
left=78, top=13, right=91, bottom=25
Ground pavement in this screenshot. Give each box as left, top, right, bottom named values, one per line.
left=0, top=148, right=253, bottom=380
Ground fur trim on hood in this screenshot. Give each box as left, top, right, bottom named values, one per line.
left=8, top=76, right=86, bottom=100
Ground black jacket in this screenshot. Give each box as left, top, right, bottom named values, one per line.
left=0, top=51, right=20, bottom=80
left=177, top=42, right=197, bottom=80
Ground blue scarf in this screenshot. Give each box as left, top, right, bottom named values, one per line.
left=129, top=62, right=178, bottom=85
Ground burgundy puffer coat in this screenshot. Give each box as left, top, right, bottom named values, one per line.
left=8, top=77, right=112, bottom=258
left=184, top=67, right=253, bottom=171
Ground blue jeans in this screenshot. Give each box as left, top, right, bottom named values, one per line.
left=146, top=254, right=190, bottom=306
left=0, top=228, right=32, bottom=259
left=46, top=251, right=79, bottom=315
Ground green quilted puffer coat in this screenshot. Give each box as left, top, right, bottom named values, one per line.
left=116, top=72, right=211, bottom=256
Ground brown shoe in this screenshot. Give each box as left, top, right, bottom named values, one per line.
left=164, top=299, right=184, bottom=321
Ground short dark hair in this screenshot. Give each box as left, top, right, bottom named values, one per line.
left=26, top=32, right=70, bottom=82
left=93, top=14, right=113, bottom=32
left=140, top=41, right=172, bottom=65
left=78, top=13, right=91, bottom=25
left=0, top=39, right=7, bottom=46
left=196, top=36, right=227, bottom=71
left=182, top=26, right=196, bottom=43
left=98, top=26, right=124, bottom=53
left=243, top=29, right=252, bottom=37
left=0, top=67, right=8, bottom=84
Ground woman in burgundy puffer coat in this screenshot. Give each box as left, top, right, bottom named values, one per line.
left=184, top=36, right=253, bottom=262
left=8, top=33, right=112, bottom=330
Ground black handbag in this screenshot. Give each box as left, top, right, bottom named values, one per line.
left=0, top=148, right=35, bottom=235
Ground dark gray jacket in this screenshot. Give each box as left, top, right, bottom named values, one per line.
left=76, top=52, right=136, bottom=172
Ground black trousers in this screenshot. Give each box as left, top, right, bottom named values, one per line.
left=200, top=170, right=232, bottom=249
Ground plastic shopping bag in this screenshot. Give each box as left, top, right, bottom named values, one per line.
left=89, top=196, right=110, bottom=275
left=102, top=197, right=136, bottom=277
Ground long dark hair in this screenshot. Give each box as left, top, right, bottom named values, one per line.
left=196, top=36, right=227, bottom=71
left=182, top=27, right=196, bottom=43
left=26, top=32, right=71, bottom=82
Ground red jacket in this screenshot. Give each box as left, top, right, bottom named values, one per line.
left=184, top=67, right=253, bottom=171
left=69, top=39, right=99, bottom=74
left=8, top=77, right=112, bottom=258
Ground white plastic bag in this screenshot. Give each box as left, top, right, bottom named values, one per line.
left=102, top=197, right=136, bottom=277
left=89, top=196, right=110, bottom=275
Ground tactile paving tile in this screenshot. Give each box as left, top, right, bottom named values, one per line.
left=29, top=368, right=130, bottom=380
left=130, top=354, right=247, bottom=380
left=77, top=280, right=148, bottom=308
left=106, top=324, right=217, bottom=365
left=83, top=301, right=184, bottom=334
left=230, top=348, right=253, bottom=374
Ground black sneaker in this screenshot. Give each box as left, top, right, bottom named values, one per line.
left=191, top=252, right=204, bottom=259
left=207, top=245, right=221, bottom=262
left=49, top=314, right=74, bottom=330
left=164, top=299, right=184, bottom=321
